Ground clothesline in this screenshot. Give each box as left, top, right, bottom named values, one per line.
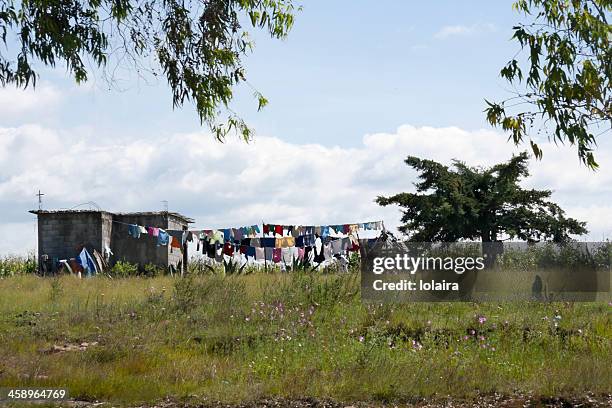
left=112, top=220, right=384, bottom=238
left=179, top=221, right=384, bottom=245
left=112, top=219, right=383, bottom=230
left=182, top=220, right=384, bottom=233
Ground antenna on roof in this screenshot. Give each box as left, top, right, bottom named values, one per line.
left=69, top=201, right=101, bottom=210
left=36, top=190, right=44, bottom=210
left=162, top=200, right=168, bottom=212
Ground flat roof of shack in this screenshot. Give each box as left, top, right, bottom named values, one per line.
left=29, top=210, right=194, bottom=224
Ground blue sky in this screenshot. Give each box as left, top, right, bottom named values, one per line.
left=1, top=0, right=611, bottom=254
left=2, top=0, right=520, bottom=144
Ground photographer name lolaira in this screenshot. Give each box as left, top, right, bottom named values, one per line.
left=372, top=279, right=459, bottom=291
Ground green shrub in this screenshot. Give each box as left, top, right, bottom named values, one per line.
left=143, top=263, right=166, bottom=277
left=288, top=255, right=317, bottom=273
left=348, top=251, right=361, bottom=271
left=110, top=260, right=139, bottom=277
left=187, top=257, right=216, bottom=275
left=0, top=255, right=37, bottom=277
left=223, top=258, right=248, bottom=275
left=497, top=242, right=612, bottom=271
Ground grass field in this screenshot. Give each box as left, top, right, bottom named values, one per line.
left=0, top=273, right=610, bottom=406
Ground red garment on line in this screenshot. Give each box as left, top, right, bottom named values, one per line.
left=272, top=248, right=282, bottom=263
left=170, top=237, right=181, bottom=249
left=223, top=242, right=234, bottom=256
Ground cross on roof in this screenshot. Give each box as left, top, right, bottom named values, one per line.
left=36, top=190, right=44, bottom=210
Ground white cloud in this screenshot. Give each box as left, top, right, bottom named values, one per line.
left=0, top=124, right=611, bottom=255
left=0, top=221, right=38, bottom=256
left=434, top=23, right=497, bottom=39
left=0, top=82, right=62, bottom=119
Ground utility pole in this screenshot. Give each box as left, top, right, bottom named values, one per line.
left=162, top=200, right=168, bottom=212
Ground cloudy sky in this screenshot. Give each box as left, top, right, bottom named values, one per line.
left=1, top=0, right=611, bottom=255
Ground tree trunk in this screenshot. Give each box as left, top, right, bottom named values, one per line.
left=481, top=232, right=503, bottom=268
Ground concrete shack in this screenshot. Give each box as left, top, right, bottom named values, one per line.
left=30, top=210, right=193, bottom=273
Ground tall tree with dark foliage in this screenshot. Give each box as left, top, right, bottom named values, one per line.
left=376, top=153, right=587, bottom=243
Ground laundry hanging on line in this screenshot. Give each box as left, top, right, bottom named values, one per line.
left=119, top=219, right=383, bottom=255
left=196, top=236, right=377, bottom=264
left=121, top=221, right=184, bottom=250
left=258, top=221, right=383, bottom=238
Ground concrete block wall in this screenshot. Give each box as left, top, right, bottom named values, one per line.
left=111, top=213, right=168, bottom=268
left=37, top=211, right=109, bottom=261
left=112, top=213, right=188, bottom=271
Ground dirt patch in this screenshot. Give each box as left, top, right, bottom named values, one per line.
left=41, top=341, right=99, bottom=354
left=61, top=394, right=612, bottom=408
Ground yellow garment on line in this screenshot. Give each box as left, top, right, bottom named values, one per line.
left=209, top=230, right=224, bottom=244
left=276, top=237, right=296, bottom=248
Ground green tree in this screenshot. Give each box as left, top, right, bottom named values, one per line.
left=485, top=0, right=610, bottom=169
left=0, top=0, right=296, bottom=139
left=376, top=153, right=587, bottom=243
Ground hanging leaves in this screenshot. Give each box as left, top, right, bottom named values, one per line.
left=0, top=0, right=297, bottom=140
left=485, top=0, right=610, bottom=169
